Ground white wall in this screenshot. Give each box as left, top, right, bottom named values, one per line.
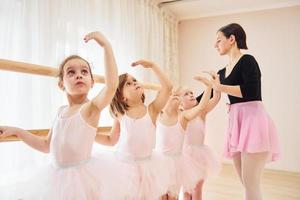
left=178, top=6, right=300, bottom=172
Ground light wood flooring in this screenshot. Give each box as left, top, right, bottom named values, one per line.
left=200, top=164, right=300, bottom=200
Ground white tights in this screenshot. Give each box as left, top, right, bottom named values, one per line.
left=233, top=152, right=269, bottom=200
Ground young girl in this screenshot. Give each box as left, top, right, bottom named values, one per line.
left=155, top=76, right=212, bottom=200
left=95, top=60, right=173, bottom=199
left=181, top=77, right=221, bottom=200
left=212, top=23, right=280, bottom=200
left=0, top=31, right=122, bottom=200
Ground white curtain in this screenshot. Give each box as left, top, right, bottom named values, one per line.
left=0, top=0, right=178, bottom=186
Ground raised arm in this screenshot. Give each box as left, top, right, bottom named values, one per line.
left=182, top=76, right=212, bottom=121
left=204, top=90, right=221, bottom=113
left=0, top=126, right=51, bottom=153
left=131, top=60, right=173, bottom=122
left=202, top=71, right=221, bottom=113
left=95, top=118, right=120, bottom=146
left=84, top=32, right=119, bottom=114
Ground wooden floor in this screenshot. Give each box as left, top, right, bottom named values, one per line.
left=200, top=164, right=300, bottom=200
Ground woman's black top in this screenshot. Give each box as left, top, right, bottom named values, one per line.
left=196, top=54, right=262, bottom=104
left=218, top=54, right=262, bottom=104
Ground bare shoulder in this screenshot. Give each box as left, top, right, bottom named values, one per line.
left=80, top=101, right=101, bottom=127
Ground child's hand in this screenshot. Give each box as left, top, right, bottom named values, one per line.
left=172, top=86, right=182, bottom=95
left=0, top=126, right=20, bottom=139
left=131, top=60, right=156, bottom=68
left=203, top=71, right=221, bottom=91
left=84, top=31, right=110, bottom=47
left=194, top=75, right=212, bottom=88
left=203, top=71, right=218, bottom=80
left=211, top=75, right=221, bottom=91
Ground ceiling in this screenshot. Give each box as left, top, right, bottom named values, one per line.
left=156, top=0, right=300, bottom=20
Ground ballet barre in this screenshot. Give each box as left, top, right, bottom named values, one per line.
left=0, top=59, right=160, bottom=142
left=0, top=59, right=161, bottom=90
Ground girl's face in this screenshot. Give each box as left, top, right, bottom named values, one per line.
left=122, top=74, right=144, bottom=103
left=59, top=58, right=94, bottom=95
left=180, top=89, right=197, bottom=109
left=214, top=31, right=232, bottom=56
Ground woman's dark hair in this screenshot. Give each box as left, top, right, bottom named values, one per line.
left=218, top=23, right=248, bottom=49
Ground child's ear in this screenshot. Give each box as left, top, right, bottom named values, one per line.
left=58, top=81, right=65, bottom=91
left=122, top=97, right=127, bottom=102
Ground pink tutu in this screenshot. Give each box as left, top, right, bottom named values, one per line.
left=182, top=144, right=221, bottom=193
left=161, top=154, right=183, bottom=197
left=0, top=150, right=134, bottom=200
left=114, top=151, right=170, bottom=200
left=224, top=101, right=280, bottom=161
left=157, top=152, right=205, bottom=198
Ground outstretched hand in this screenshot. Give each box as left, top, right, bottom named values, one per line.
left=194, top=75, right=212, bottom=87
left=203, top=71, right=218, bottom=79
left=0, top=126, right=19, bottom=139
left=84, top=31, right=110, bottom=47
left=203, top=71, right=221, bottom=91
left=131, top=60, right=155, bottom=68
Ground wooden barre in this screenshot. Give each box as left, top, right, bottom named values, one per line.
left=0, top=59, right=161, bottom=90
left=0, top=127, right=112, bottom=142
left=0, top=58, right=161, bottom=142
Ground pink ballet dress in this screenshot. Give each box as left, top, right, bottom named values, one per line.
left=182, top=117, right=221, bottom=193
left=155, top=120, right=204, bottom=197
left=115, top=108, right=170, bottom=200
left=0, top=105, right=129, bottom=200
left=225, top=101, right=280, bottom=161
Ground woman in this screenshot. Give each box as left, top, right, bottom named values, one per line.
left=210, top=23, right=280, bottom=200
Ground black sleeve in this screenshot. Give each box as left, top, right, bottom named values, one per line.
left=196, top=92, right=203, bottom=103
left=196, top=89, right=214, bottom=103
left=240, top=56, right=261, bottom=99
